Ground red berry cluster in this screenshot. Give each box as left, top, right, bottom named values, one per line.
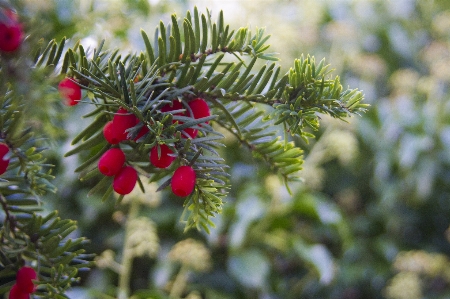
left=97, top=98, right=209, bottom=197
left=58, top=78, right=82, bottom=106
left=150, top=144, right=196, bottom=197
left=149, top=98, right=210, bottom=197
left=0, top=142, right=10, bottom=175
left=103, top=107, right=149, bottom=144
left=99, top=108, right=149, bottom=195
left=0, top=9, right=23, bottom=53
left=9, top=267, right=37, bottom=299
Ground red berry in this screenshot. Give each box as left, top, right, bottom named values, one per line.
left=113, top=166, right=137, bottom=195
left=188, top=98, right=210, bottom=122
left=0, top=10, right=22, bottom=53
left=184, top=98, right=211, bottom=138
left=103, top=121, right=121, bottom=144
left=58, top=78, right=82, bottom=106
left=0, top=143, right=10, bottom=175
left=150, top=144, right=175, bottom=168
left=171, top=165, right=196, bottom=197
left=112, top=108, right=136, bottom=141
left=16, top=266, right=37, bottom=294
left=8, top=284, right=29, bottom=299
left=98, top=148, right=125, bottom=176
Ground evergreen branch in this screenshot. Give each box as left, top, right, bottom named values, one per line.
left=14, top=212, right=92, bottom=296
left=53, top=7, right=366, bottom=234
left=263, top=55, right=367, bottom=141
left=140, top=6, right=276, bottom=80
left=0, top=193, right=17, bottom=237
left=215, top=101, right=304, bottom=185
left=0, top=90, right=56, bottom=196
left=181, top=179, right=227, bottom=233
left=0, top=84, right=89, bottom=297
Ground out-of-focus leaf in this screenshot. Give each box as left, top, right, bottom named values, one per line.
left=229, top=189, right=265, bottom=248
left=228, top=249, right=270, bottom=288
left=292, top=238, right=335, bottom=284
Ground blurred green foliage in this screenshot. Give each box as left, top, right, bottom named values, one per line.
left=7, top=0, right=450, bottom=298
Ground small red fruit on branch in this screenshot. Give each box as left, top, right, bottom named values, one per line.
left=103, top=121, right=121, bottom=144
left=58, top=78, right=82, bottom=106
left=112, top=108, right=137, bottom=141
left=188, top=98, right=210, bottom=122
left=103, top=108, right=142, bottom=144
left=150, top=144, right=175, bottom=168
left=0, top=9, right=23, bottom=53
left=98, top=148, right=126, bottom=176
left=9, top=266, right=37, bottom=298
left=171, top=165, right=196, bottom=197
left=185, top=98, right=211, bottom=138
left=113, top=166, right=137, bottom=195
left=0, top=142, right=10, bottom=175
left=16, top=266, right=37, bottom=294
left=8, top=284, right=29, bottom=299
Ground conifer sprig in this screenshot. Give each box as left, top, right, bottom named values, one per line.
left=1, top=26, right=90, bottom=299
left=0, top=90, right=90, bottom=296
left=55, top=7, right=365, bottom=232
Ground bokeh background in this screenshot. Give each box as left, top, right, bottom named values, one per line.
left=11, top=0, right=450, bottom=298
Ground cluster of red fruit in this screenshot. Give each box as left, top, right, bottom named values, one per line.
left=99, top=98, right=210, bottom=197
left=0, top=8, right=23, bottom=53
left=99, top=107, right=148, bottom=195
left=150, top=98, right=210, bottom=197
left=9, top=267, right=37, bottom=299
left=57, top=75, right=210, bottom=198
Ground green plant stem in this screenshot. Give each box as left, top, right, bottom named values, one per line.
left=117, top=196, right=140, bottom=299
left=169, top=265, right=189, bottom=298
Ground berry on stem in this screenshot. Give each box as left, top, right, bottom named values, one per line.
left=8, top=284, right=29, bottom=299
left=188, top=98, right=210, bottom=122
left=113, top=166, right=137, bottom=195
left=184, top=98, right=211, bottom=138
left=16, top=266, right=37, bottom=294
left=58, top=78, right=82, bottom=106
left=103, top=121, right=121, bottom=144
left=150, top=144, right=175, bottom=168
left=0, top=143, right=10, bottom=175
left=112, top=108, right=137, bottom=141
left=171, top=165, right=196, bottom=197
left=0, top=9, right=22, bottom=53
left=98, top=148, right=126, bottom=176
